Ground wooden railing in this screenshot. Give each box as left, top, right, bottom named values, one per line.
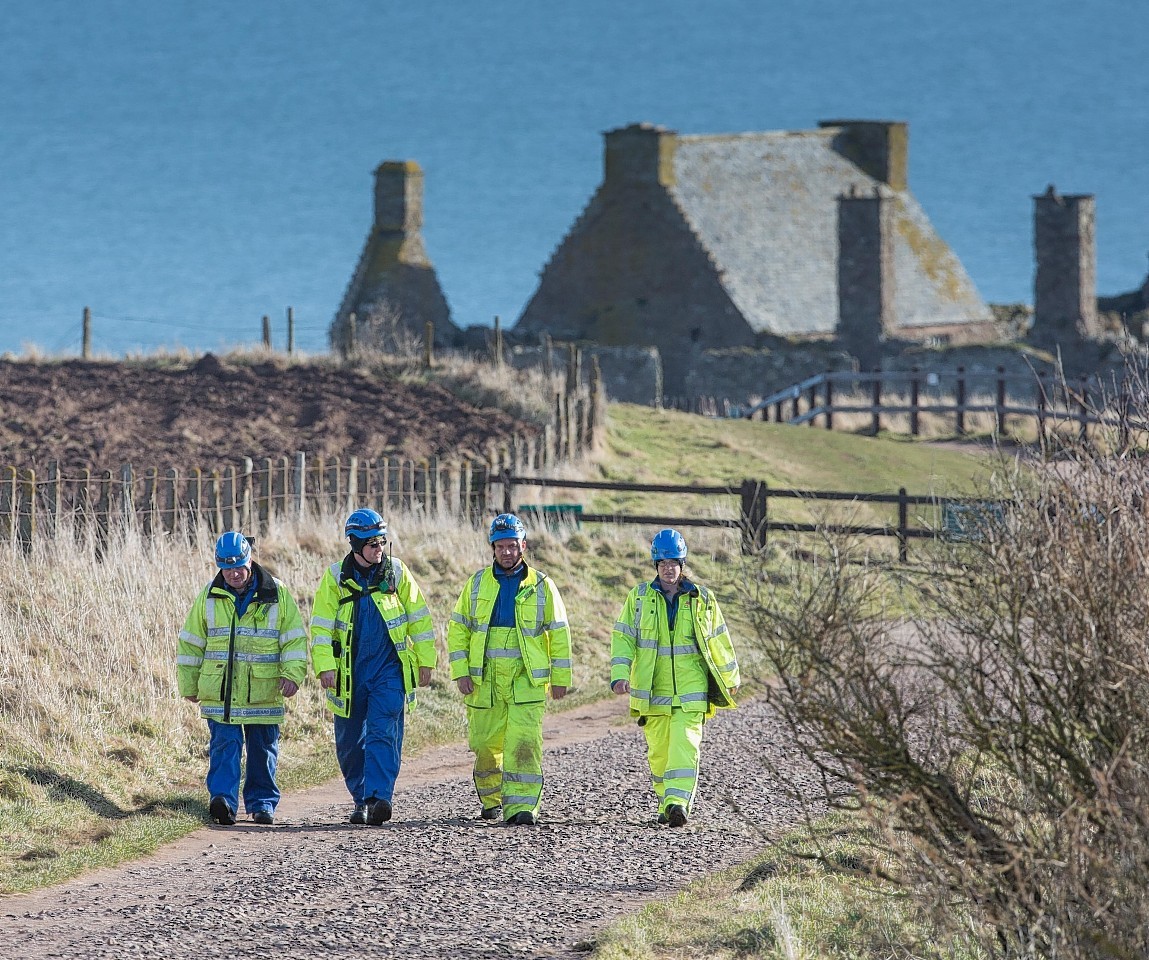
left=493, top=472, right=982, bottom=560
left=736, top=367, right=1147, bottom=445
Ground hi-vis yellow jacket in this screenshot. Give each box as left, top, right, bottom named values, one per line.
left=176, top=564, right=309, bottom=724
left=309, top=554, right=436, bottom=718
left=447, top=564, right=573, bottom=690
left=610, top=579, right=740, bottom=719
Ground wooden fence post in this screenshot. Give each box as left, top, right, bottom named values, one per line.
left=143, top=467, right=158, bottom=537
left=493, top=316, right=504, bottom=368
left=76, top=467, right=92, bottom=541
left=163, top=468, right=179, bottom=534
left=47, top=460, right=62, bottom=536
left=462, top=461, right=475, bottom=520
left=1036, top=372, right=1048, bottom=457
left=18, top=468, right=35, bottom=550
left=293, top=452, right=306, bottom=520
left=1077, top=376, right=1089, bottom=443
left=955, top=366, right=967, bottom=436
left=996, top=366, right=1007, bottom=436
left=897, top=487, right=908, bottom=563
left=187, top=467, right=203, bottom=540
left=222, top=465, right=237, bottom=531
left=208, top=469, right=223, bottom=532
left=424, top=321, right=434, bottom=369
left=96, top=470, right=113, bottom=552
left=740, top=479, right=768, bottom=555
left=120, top=463, right=135, bottom=529
left=1, top=466, right=15, bottom=543
left=824, top=373, right=834, bottom=431
left=241, top=458, right=254, bottom=533
left=502, top=468, right=514, bottom=516
left=909, top=368, right=921, bottom=437
left=1119, top=393, right=1131, bottom=454
left=871, top=370, right=882, bottom=436
left=287, top=306, right=295, bottom=355
left=82, top=306, right=92, bottom=360
left=262, top=314, right=272, bottom=349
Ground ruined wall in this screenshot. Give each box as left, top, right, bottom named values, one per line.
left=508, top=344, right=662, bottom=405
left=683, top=344, right=858, bottom=403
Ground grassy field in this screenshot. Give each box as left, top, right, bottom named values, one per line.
left=0, top=402, right=995, bottom=901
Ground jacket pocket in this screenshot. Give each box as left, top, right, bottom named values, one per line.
left=197, top=661, right=227, bottom=702
left=248, top=663, right=281, bottom=704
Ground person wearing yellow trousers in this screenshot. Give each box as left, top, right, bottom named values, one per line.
left=447, top=513, right=573, bottom=825
left=610, top=528, right=740, bottom=827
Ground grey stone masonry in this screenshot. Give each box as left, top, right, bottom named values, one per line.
left=1032, top=186, right=1100, bottom=343
left=331, top=161, right=458, bottom=353
left=837, top=187, right=896, bottom=368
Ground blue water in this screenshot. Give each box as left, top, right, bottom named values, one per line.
left=1, top=0, right=1146, bottom=356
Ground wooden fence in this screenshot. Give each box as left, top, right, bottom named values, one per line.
left=494, top=472, right=974, bottom=561
left=0, top=455, right=493, bottom=547
left=737, top=367, right=1147, bottom=445
left=0, top=346, right=610, bottom=549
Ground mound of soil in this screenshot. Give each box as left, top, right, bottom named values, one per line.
left=0, top=356, right=534, bottom=470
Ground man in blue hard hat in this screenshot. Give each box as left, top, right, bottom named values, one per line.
left=176, top=531, right=309, bottom=826
left=447, top=513, right=573, bottom=825
left=610, top=528, right=740, bottom=827
left=310, top=508, right=437, bottom=825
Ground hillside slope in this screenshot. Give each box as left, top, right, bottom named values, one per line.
left=0, top=353, right=539, bottom=469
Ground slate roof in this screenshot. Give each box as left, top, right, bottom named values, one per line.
left=669, top=127, right=991, bottom=336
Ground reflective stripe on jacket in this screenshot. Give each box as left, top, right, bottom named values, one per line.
left=309, top=554, right=436, bottom=718
left=446, top=564, right=573, bottom=689
left=176, top=562, right=309, bottom=724
left=610, top=579, right=739, bottom=718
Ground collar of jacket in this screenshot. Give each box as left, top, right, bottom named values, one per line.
left=648, top=576, right=698, bottom=599
left=340, top=552, right=393, bottom=592
left=491, top=561, right=540, bottom=589
left=209, top=562, right=277, bottom=604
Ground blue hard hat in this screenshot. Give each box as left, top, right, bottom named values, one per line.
left=345, top=508, right=387, bottom=542
left=489, top=513, right=526, bottom=543
left=651, top=528, right=687, bottom=564
left=215, top=531, right=252, bottom=569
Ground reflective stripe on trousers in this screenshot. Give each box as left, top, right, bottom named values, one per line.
left=467, top=626, right=545, bottom=819
left=642, top=708, right=704, bottom=814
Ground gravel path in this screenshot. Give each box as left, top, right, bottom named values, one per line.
left=1, top=696, right=810, bottom=959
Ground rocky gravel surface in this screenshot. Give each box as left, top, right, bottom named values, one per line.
left=1, top=696, right=814, bottom=959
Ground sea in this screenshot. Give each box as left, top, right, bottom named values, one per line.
left=0, top=0, right=1146, bottom=357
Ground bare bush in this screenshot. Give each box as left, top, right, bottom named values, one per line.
left=748, top=376, right=1149, bottom=958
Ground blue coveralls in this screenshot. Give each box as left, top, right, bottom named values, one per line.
left=332, top=564, right=406, bottom=806
left=205, top=573, right=280, bottom=817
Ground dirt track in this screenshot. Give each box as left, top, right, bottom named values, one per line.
left=0, top=695, right=809, bottom=959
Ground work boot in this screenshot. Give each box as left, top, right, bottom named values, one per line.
left=366, top=798, right=393, bottom=825
left=507, top=811, right=536, bottom=826
left=666, top=805, right=688, bottom=828
left=209, top=796, right=236, bottom=826
left=349, top=804, right=367, bottom=825
left=252, top=809, right=274, bottom=826
left=657, top=811, right=669, bottom=825
left=480, top=805, right=501, bottom=821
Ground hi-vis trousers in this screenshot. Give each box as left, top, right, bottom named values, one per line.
left=466, top=627, right=545, bottom=821
left=642, top=708, right=704, bottom=814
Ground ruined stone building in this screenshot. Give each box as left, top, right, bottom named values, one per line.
left=514, top=120, right=995, bottom=392
left=332, top=161, right=458, bottom=353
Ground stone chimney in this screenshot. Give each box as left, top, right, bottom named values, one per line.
left=604, top=123, right=677, bottom=188
left=821, top=120, right=908, bottom=192
left=1032, top=186, right=1099, bottom=342
left=837, top=186, right=895, bottom=366
left=374, top=160, right=424, bottom=233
